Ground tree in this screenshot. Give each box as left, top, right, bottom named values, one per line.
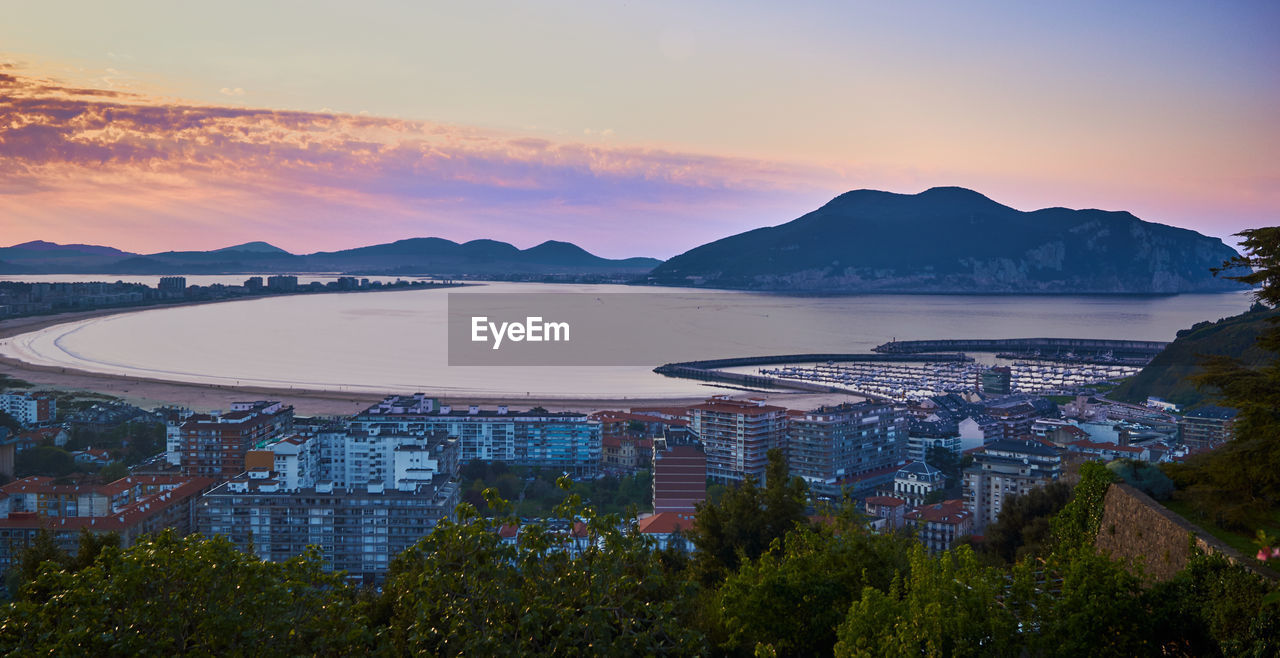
left=835, top=545, right=1019, bottom=657
left=1166, top=226, right=1280, bottom=527
left=0, top=411, right=19, bottom=435
left=14, top=446, right=76, bottom=478
left=0, top=530, right=370, bottom=655
left=715, top=522, right=911, bottom=656
left=97, top=461, right=129, bottom=482
left=980, top=481, right=1072, bottom=563
left=376, top=488, right=705, bottom=655
left=687, top=449, right=809, bottom=585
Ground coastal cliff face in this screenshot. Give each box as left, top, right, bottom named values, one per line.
left=648, top=187, right=1246, bottom=293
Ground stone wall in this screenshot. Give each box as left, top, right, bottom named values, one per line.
left=1094, top=483, right=1275, bottom=582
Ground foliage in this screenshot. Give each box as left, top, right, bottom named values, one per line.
left=1163, top=226, right=1280, bottom=529
left=460, top=460, right=653, bottom=517
left=979, top=480, right=1072, bottom=563
left=1108, top=459, right=1174, bottom=500
left=834, top=545, right=1020, bottom=657
left=714, top=522, right=911, bottom=656
left=67, top=420, right=165, bottom=466
left=0, top=411, right=19, bottom=435
left=1049, top=461, right=1118, bottom=552
left=1147, top=550, right=1280, bottom=656
left=375, top=487, right=705, bottom=655
left=925, top=444, right=964, bottom=488
left=97, top=461, right=130, bottom=482
left=0, top=530, right=370, bottom=655
left=687, top=449, right=809, bottom=585
left=14, top=445, right=76, bottom=478
left=1010, top=547, right=1164, bottom=657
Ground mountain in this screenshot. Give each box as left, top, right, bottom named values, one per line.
left=212, top=241, right=293, bottom=255
left=1110, top=307, right=1278, bottom=409
left=649, top=187, right=1247, bottom=293
left=0, top=239, right=659, bottom=276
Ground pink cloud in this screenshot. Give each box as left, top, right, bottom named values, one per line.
left=0, top=68, right=843, bottom=257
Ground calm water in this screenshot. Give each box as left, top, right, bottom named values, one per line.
left=0, top=283, right=1252, bottom=399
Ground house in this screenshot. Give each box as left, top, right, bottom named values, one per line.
left=906, top=499, right=973, bottom=553
left=71, top=447, right=113, bottom=467
left=893, top=461, right=945, bottom=508
left=636, top=512, right=697, bottom=552
left=863, top=495, right=907, bottom=531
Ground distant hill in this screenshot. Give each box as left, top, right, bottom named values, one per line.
left=212, top=241, right=293, bottom=255
left=1110, top=307, right=1279, bottom=408
left=648, top=187, right=1246, bottom=293
left=0, top=238, right=660, bottom=276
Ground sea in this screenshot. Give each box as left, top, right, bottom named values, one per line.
left=0, top=280, right=1253, bottom=399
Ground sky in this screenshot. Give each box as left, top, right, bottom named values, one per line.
left=1, top=1, right=1277, bottom=259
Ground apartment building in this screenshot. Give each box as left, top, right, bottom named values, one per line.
left=688, top=396, right=787, bottom=484
left=787, top=401, right=907, bottom=497
left=177, top=401, right=294, bottom=479
left=963, top=439, right=1063, bottom=531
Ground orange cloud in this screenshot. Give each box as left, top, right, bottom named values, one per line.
left=0, top=67, right=847, bottom=256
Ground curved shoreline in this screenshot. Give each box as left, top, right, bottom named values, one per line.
left=0, top=300, right=857, bottom=415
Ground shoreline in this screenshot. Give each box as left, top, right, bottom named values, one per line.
left=0, top=298, right=859, bottom=415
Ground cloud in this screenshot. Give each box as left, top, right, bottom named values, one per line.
left=0, top=66, right=848, bottom=256
left=219, top=87, right=246, bottom=96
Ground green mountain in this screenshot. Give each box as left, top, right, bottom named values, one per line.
left=1110, top=307, right=1278, bottom=408
left=648, top=187, right=1246, bottom=293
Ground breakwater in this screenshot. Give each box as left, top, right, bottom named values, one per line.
left=653, top=353, right=970, bottom=395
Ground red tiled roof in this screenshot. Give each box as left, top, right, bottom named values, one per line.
left=906, top=499, right=971, bottom=525
left=864, top=496, right=906, bottom=507
left=637, top=512, right=697, bottom=534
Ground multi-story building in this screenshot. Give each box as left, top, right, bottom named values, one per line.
left=157, top=276, right=187, bottom=292
left=893, top=461, right=945, bottom=508
left=652, top=437, right=707, bottom=514
left=963, top=439, right=1063, bottom=531
left=0, top=475, right=214, bottom=579
left=0, top=392, right=56, bottom=427
left=351, top=395, right=600, bottom=474
left=863, top=495, right=907, bottom=531
left=787, top=401, right=908, bottom=497
left=982, top=395, right=1057, bottom=440
left=197, top=430, right=460, bottom=584
left=689, top=396, right=787, bottom=484
left=178, top=401, right=293, bottom=479
left=1179, top=406, right=1238, bottom=450
left=906, top=499, right=973, bottom=553
left=266, top=275, right=298, bottom=291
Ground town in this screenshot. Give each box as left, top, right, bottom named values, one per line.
left=0, top=275, right=459, bottom=320
left=0, top=367, right=1237, bottom=588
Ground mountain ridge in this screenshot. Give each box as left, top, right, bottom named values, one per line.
left=0, top=237, right=660, bottom=276
left=648, top=187, right=1245, bottom=293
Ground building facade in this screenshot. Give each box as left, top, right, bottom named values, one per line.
left=689, top=396, right=787, bottom=484
left=787, top=401, right=908, bottom=497
left=652, top=439, right=707, bottom=514
left=351, top=395, right=601, bottom=474
left=963, top=439, right=1063, bottom=531
left=178, top=401, right=294, bottom=479
left=893, top=461, right=945, bottom=508
left=197, top=430, right=461, bottom=584
left=906, top=499, right=973, bottom=553
left=0, top=392, right=55, bottom=427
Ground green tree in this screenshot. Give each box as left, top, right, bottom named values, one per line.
left=687, top=449, right=809, bottom=585
left=715, top=522, right=911, bottom=656
left=0, top=530, right=370, bottom=655
left=834, top=545, right=1019, bottom=657
left=14, top=445, right=76, bottom=478
left=980, top=480, right=1072, bottom=563
left=376, top=487, right=705, bottom=655
left=1166, top=226, right=1280, bottom=528
left=0, top=411, right=19, bottom=435
left=97, top=461, right=129, bottom=482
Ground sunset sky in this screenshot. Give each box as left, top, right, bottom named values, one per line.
left=2, top=1, right=1277, bottom=258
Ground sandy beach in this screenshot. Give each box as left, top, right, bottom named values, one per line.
left=0, top=302, right=860, bottom=415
